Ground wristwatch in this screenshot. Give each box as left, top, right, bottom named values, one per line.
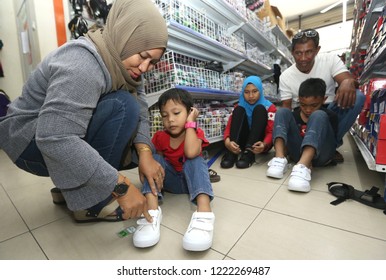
left=185, top=121, right=197, bottom=129
left=112, top=182, right=129, bottom=198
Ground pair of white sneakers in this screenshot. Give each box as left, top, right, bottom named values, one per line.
left=133, top=207, right=215, bottom=251
left=266, top=157, right=311, bottom=192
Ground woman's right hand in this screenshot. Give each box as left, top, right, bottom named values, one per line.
left=116, top=178, right=152, bottom=222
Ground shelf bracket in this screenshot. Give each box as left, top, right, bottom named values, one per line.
left=222, top=59, right=245, bottom=72
left=226, top=22, right=245, bottom=36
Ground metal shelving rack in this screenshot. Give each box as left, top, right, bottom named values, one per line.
left=349, top=0, right=386, bottom=182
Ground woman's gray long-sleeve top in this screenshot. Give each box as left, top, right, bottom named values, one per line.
left=0, top=37, right=152, bottom=210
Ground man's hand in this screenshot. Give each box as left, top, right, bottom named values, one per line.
left=281, top=99, right=292, bottom=109
left=335, top=78, right=356, bottom=109
left=334, top=72, right=357, bottom=109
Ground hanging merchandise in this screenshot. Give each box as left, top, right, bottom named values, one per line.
left=245, top=0, right=265, bottom=12
left=69, top=0, right=84, bottom=15
left=68, top=15, right=89, bottom=39
left=88, top=0, right=112, bottom=23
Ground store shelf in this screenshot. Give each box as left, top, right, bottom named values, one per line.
left=356, top=0, right=384, bottom=50
left=146, top=85, right=239, bottom=108
left=360, top=43, right=386, bottom=82
left=271, top=25, right=291, bottom=47
left=167, top=20, right=273, bottom=76
left=185, top=0, right=293, bottom=66
left=350, top=128, right=386, bottom=172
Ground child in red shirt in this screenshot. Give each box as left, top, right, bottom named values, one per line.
left=133, top=88, right=215, bottom=251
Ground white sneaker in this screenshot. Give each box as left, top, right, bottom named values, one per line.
left=266, top=157, right=288, bottom=179
left=133, top=207, right=162, bottom=248
left=288, top=164, right=311, bottom=192
left=183, top=212, right=215, bottom=251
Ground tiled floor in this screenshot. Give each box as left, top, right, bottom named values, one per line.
left=1, top=135, right=386, bottom=260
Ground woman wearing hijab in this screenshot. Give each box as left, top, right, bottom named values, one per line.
left=221, top=76, right=277, bottom=169
left=0, top=0, right=168, bottom=223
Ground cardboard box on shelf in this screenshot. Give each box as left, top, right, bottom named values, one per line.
left=374, top=114, right=386, bottom=164
left=257, top=0, right=286, bottom=33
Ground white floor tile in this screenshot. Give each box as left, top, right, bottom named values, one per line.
left=1, top=133, right=386, bottom=260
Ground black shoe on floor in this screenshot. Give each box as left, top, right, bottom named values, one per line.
left=220, top=151, right=238, bottom=169
left=236, top=150, right=255, bottom=169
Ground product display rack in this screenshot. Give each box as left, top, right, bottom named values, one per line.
left=67, top=0, right=293, bottom=143
left=350, top=0, right=386, bottom=178
left=147, top=0, right=293, bottom=108
left=350, top=0, right=386, bottom=82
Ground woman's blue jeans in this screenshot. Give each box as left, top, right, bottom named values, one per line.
left=15, top=90, right=139, bottom=176
left=273, top=108, right=336, bottom=167
left=141, top=154, right=214, bottom=204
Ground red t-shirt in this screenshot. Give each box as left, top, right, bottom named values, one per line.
left=152, top=128, right=209, bottom=172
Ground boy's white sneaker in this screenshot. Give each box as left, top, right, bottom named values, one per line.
left=288, top=164, right=311, bottom=192
left=133, top=207, right=162, bottom=248
left=266, top=157, right=288, bottom=179
left=183, top=212, right=215, bottom=251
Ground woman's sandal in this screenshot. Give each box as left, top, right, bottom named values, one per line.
left=51, top=187, right=66, bottom=205
left=73, top=195, right=124, bottom=223
left=209, top=169, right=221, bottom=183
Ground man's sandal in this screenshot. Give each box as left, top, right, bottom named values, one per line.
left=334, top=150, right=344, bottom=163
left=327, top=182, right=386, bottom=214
left=73, top=195, right=124, bottom=223
left=209, top=169, right=221, bottom=183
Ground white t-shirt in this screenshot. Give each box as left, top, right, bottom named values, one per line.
left=279, top=53, right=348, bottom=108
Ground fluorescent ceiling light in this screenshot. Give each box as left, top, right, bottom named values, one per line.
left=320, top=0, right=348, bottom=14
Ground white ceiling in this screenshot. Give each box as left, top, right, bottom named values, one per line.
left=268, top=0, right=353, bottom=21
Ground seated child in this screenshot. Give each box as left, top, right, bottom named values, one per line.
left=221, top=76, right=276, bottom=169
left=133, top=88, right=215, bottom=251
left=266, top=78, right=338, bottom=192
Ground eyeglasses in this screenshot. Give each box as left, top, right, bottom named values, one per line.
left=293, top=30, right=318, bottom=40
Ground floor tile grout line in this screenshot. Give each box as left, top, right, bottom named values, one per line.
left=262, top=208, right=386, bottom=242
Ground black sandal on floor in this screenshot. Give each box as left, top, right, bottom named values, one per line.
left=327, top=182, right=386, bottom=214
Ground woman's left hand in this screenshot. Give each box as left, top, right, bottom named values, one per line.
left=138, top=152, right=165, bottom=196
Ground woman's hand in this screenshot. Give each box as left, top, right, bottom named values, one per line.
left=137, top=149, right=165, bottom=196
left=117, top=182, right=153, bottom=223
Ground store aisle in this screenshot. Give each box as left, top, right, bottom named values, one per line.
left=1, top=134, right=386, bottom=260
